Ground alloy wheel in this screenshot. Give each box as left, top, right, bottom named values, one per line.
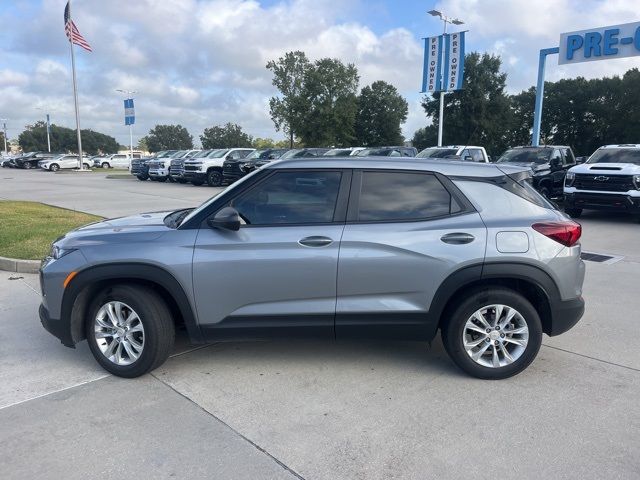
left=462, top=304, right=529, bottom=368
left=94, top=301, right=145, bottom=366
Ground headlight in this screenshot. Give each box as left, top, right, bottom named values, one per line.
left=49, top=244, right=76, bottom=260
left=565, top=171, right=575, bottom=187
left=633, top=175, right=640, bottom=190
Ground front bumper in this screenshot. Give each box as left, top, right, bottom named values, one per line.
left=183, top=171, right=206, bottom=182
left=148, top=167, right=169, bottom=178
left=565, top=192, right=640, bottom=213
left=548, top=296, right=585, bottom=336
left=40, top=303, right=74, bottom=347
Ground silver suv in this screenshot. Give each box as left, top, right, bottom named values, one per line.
left=39, top=158, right=585, bottom=379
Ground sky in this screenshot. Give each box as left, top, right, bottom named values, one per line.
left=1, top=0, right=639, bottom=147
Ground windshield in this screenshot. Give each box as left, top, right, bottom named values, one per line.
left=207, top=149, right=228, bottom=158
left=192, top=150, right=212, bottom=158
left=280, top=149, right=302, bottom=159
left=498, top=149, right=552, bottom=164
left=245, top=150, right=267, bottom=160
left=416, top=148, right=458, bottom=158
left=157, top=150, right=177, bottom=158
left=324, top=149, right=352, bottom=156
left=587, top=148, right=640, bottom=165
left=356, top=148, right=394, bottom=156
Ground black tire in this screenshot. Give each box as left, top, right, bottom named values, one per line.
left=207, top=169, right=223, bottom=187
left=83, top=163, right=91, bottom=170
left=101, top=162, right=110, bottom=169
left=191, top=180, right=204, bottom=186
left=442, top=287, right=543, bottom=380
left=565, top=207, right=582, bottom=218
left=136, top=175, right=148, bottom=181
left=85, top=284, right=175, bottom=378
left=49, top=163, right=60, bottom=172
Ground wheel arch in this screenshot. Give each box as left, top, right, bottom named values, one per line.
left=429, top=263, right=559, bottom=336
left=62, top=263, right=204, bottom=345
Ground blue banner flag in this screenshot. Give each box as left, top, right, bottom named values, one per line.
left=421, top=35, right=443, bottom=93
left=124, top=98, right=135, bottom=125
left=443, top=31, right=465, bottom=91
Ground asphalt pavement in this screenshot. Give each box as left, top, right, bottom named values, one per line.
left=0, top=168, right=639, bottom=479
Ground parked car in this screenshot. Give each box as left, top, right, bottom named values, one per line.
left=355, top=146, right=418, bottom=157
left=148, top=150, right=200, bottom=182
left=322, top=147, right=366, bottom=156
left=39, top=154, right=80, bottom=171
left=170, top=150, right=213, bottom=183
left=497, top=146, right=576, bottom=199
left=223, top=148, right=289, bottom=183
left=417, top=146, right=490, bottom=162
left=564, top=144, right=640, bottom=220
left=131, top=150, right=177, bottom=181
left=1, top=155, right=18, bottom=168
left=13, top=152, right=61, bottom=169
left=97, top=153, right=136, bottom=169
left=183, top=148, right=254, bottom=186
left=40, top=156, right=584, bottom=379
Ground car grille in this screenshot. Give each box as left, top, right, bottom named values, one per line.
left=574, top=174, right=635, bottom=192
left=169, top=161, right=184, bottom=175
left=184, top=164, right=201, bottom=172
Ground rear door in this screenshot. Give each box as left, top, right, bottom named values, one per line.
left=336, top=169, right=486, bottom=339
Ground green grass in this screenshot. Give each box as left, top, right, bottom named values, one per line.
left=0, top=201, right=102, bottom=260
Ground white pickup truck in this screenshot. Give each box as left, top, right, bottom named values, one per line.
left=183, top=148, right=254, bottom=186
left=416, top=145, right=490, bottom=163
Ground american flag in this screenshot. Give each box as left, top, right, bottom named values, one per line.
left=64, top=1, right=92, bottom=52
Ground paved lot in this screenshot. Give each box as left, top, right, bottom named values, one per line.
left=1, top=168, right=639, bottom=479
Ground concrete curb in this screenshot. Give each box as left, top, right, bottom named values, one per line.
left=0, top=256, right=40, bottom=274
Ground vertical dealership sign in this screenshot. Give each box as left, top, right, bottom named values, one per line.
left=124, top=98, right=135, bottom=125
left=421, top=31, right=466, bottom=93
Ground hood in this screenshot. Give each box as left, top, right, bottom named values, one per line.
left=569, top=162, right=640, bottom=175
left=56, top=210, right=174, bottom=248
left=498, top=161, right=549, bottom=172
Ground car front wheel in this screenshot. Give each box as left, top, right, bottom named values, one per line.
left=442, top=288, right=542, bottom=379
left=207, top=169, right=223, bottom=187
left=49, top=163, right=60, bottom=172
left=86, top=284, right=175, bottom=378
left=101, top=162, right=110, bottom=169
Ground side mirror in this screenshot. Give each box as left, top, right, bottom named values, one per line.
left=575, top=156, right=587, bottom=164
left=550, top=157, right=562, bottom=170
left=207, top=207, right=241, bottom=231
left=464, top=155, right=473, bottom=162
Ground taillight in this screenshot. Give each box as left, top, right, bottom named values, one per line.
left=532, top=221, right=582, bottom=247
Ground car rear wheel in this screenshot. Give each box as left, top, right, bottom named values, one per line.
left=49, top=163, right=60, bottom=172
left=83, top=163, right=91, bottom=169
left=101, top=162, right=110, bottom=169
left=86, top=285, right=175, bottom=378
left=136, top=175, right=148, bottom=181
left=442, top=288, right=542, bottom=379
left=565, top=207, right=582, bottom=218
left=207, top=169, right=223, bottom=187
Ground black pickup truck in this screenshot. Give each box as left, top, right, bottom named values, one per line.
left=496, top=146, right=579, bottom=199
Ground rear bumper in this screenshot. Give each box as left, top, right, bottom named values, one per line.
left=565, top=192, right=640, bottom=213
left=548, top=296, right=585, bottom=336
left=39, top=303, right=74, bottom=347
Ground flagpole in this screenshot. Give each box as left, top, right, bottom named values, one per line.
left=68, top=0, right=84, bottom=170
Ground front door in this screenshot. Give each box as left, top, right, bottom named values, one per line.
left=192, top=169, right=350, bottom=340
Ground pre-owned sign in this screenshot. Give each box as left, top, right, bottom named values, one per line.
left=559, top=21, right=640, bottom=65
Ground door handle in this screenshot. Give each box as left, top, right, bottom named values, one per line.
left=299, top=236, right=333, bottom=247
left=441, top=232, right=475, bottom=245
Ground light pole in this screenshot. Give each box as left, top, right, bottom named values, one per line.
left=116, top=89, right=136, bottom=159
left=35, top=107, right=52, bottom=152
left=0, top=118, right=7, bottom=155
left=428, top=10, right=464, bottom=147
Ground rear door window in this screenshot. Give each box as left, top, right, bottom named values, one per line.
left=356, top=171, right=459, bottom=222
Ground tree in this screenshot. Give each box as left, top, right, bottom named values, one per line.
left=420, top=52, right=513, bottom=157
left=411, top=126, right=437, bottom=151
left=137, top=136, right=149, bottom=152
left=298, top=58, right=359, bottom=147
left=355, top=81, right=408, bottom=146
left=146, top=124, right=193, bottom=152
left=18, top=122, right=118, bottom=154
left=267, top=51, right=312, bottom=148
left=200, top=123, right=253, bottom=149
